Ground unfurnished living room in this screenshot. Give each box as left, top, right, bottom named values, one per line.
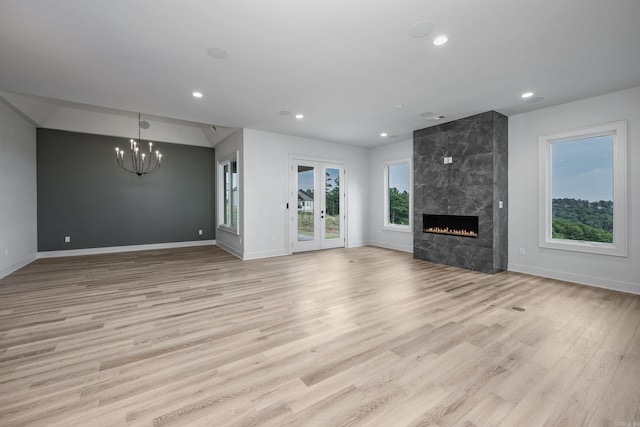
left=1, top=1, right=639, bottom=426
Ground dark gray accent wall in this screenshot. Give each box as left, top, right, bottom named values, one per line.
left=37, top=129, right=215, bottom=251
left=413, top=111, right=508, bottom=274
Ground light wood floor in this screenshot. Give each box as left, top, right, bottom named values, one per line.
left=0, top=246, right=639, bottom=426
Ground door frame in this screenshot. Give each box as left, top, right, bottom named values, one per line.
left=288, top=155, right=348, bottom=254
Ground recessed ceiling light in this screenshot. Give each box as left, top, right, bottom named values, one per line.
left=409, top=21, right=435, bottom=38
left=295, top=114, right=304, bottom=119
left=419, top=111, right=434, bottom=117
left=279, top=110, right=292, bottom=116
left=433, top=35, right=449, bottom=46
left=521, top=91, right=534, bottom=99
left=192, top=91, right=203, bottom=98
left=206, top=47, right=230, bottom=60
left=394, top=104, right=405, bottom=109
left=431, top=115, right=445, bottom=120
left=380, top=133, right=388, bottom=137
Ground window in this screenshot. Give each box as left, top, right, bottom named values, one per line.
left=383, top=159, right=411, bottom=231
left=218, top=154, right=239, bottom=233
left=538, top=120, right=627, bottom=256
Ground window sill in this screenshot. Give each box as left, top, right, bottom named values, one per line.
left=383, top=225, right=412, bottom=233
left=217, top=225, right=239, bottom=236
left=539, top=238, right=627, bottom=257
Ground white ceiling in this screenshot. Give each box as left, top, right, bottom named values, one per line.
left=1, top=0, right=639, bottom=147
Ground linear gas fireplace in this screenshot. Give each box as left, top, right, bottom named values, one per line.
left=423, top=214, right=479, bottom=238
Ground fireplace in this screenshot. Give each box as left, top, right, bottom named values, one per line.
left=423, top=214, right=479, bottom=238
left=414, top=111, right=507, bottom=273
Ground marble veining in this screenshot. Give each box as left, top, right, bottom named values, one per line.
left=413, top=111, right=508, bottom=274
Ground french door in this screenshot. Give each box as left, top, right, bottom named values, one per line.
left=290, top=159, right=345, bottom=252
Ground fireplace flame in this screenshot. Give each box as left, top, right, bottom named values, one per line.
left=424, top=226, right=479, bottom=238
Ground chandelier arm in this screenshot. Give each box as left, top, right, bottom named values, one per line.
left=117, top=156, right=127, bottom=171
left=117, top=157, right=138, bottom=175
left=144, top=153, right=152, bottom=174
left=148, top=161, right=161, bottom=174
left=134, top=149, right=141, bottom=174
left=129, top=150, right=134, bottom=174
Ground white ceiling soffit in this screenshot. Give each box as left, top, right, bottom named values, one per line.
left=0, top=91, right=236, bottom=147
left=1, top=0, right=639, bottom=147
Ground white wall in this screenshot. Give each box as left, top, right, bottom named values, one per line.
left=242, top=129, right=369, bottom=260
left=214, top=129, right=244, bottom=258
left=509, top=86, right=640, bottom=294
left=0, top=100, right=38, bottom=278
left=368, top=138, right=413, bottom=252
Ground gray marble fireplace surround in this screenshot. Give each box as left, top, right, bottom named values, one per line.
left=413, top=111, right=508, bottom=274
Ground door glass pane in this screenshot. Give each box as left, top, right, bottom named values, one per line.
left=324, top=168, right=340, bottom=239
left=297, top=165, right=315, bottom=242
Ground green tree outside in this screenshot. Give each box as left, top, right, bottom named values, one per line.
left=551, top=198, right=613, bottom=243
left=389, top=187, right=409, bottom=225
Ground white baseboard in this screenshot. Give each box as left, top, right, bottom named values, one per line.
left=216, top=243, right=289, bottom=261
left=37, top=240, right=216, bottom=258
left=368, top=240, right=413, bottom=253
left=215, top=240, right=243, bottom=259
left=347, top=240, right=367, bottom=248
left=242, top=249, right=289, bottom=261
left=508, top=262, right=640, bottom=296
left=0, top=253, right=37, bottom=280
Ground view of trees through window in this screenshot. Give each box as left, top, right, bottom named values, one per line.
left=219, top=158, right=238, bottom=230
left=324, top=170, right=340, bottom=238
left=386, top=163, right=410, bottom=226
left=551, top=135, right=613, bottom=243
left=552, top=199, right=613, bottom=243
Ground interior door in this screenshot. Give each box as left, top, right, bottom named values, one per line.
left=291, top=160, right=345, bottom=253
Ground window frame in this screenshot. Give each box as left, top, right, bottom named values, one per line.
left=383, top=158, right=412, bottom=232
left=538, top=120, right=627, bottom=257
left=217, top=152, right=239, bottom=235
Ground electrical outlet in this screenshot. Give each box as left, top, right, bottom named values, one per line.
left=499, top=201, right=504, bottom=209
left=65, top=236, right=71, bottom=243
left=519, top=247, right=526, bottom=255
left=198, top=229, right=203, bottom=235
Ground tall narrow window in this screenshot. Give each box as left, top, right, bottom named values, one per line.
left=384, top=159, right=411, bottom=230
left=223, top=163, right=230, bottom=225
left=230, top=160, right=238, bottom=229
left=218, top=154, right=239, bottom=233
left=539, top=121, right=627, bottom=256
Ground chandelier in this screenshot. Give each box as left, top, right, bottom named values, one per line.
left=115, top=113, right=162, bottom=176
